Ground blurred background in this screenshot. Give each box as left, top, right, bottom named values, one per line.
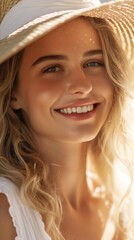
left=101, top=0, right=112, bottom=2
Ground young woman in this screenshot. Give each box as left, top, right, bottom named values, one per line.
left=0, top=0, right=134, bottom=239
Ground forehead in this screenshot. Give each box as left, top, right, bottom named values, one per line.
left=23, top=17, right=101, bottom=59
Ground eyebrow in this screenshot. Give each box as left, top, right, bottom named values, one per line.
left=31, top=49, right=103, bottom=67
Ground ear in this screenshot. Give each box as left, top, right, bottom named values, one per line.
left=10, top=92, right=22, bottom=110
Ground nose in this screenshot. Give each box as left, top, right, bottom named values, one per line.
left=65, top=67, right=92, bottom=95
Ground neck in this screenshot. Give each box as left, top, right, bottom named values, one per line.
left=35, top=138, right=92, bottom=208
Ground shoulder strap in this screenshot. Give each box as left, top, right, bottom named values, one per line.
left=0, top=177, right=51, bottom=240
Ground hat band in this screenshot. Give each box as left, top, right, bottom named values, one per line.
left=0, top=0, right=101, bottom=40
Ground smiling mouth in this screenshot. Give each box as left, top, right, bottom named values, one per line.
left=55, top=104, right=98, bottom=114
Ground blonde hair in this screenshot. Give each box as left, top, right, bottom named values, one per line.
left=91, top=19, right=134, bottom=183
left=0, top=17, right=134, bottom=239
left=90, top=17, right=134, bottom=235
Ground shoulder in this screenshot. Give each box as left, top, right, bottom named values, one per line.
left=0, top=193, right=17, bottom=240
left=0, top=192, right=10, bottom=209
left=0, top=177, right=52, bottom=240
left=0, top=177, right=19, bottom=239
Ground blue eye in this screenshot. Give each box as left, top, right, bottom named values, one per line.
left=42, top=65, right=61, bottom=73
left=84, top=61, right=104, bottom=68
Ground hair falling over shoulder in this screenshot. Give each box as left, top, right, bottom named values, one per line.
left=0, top=51, right=63, bottom=239
left=89, top=18, right=134, bottom=236
left=0, top=18, right=134, bottom=240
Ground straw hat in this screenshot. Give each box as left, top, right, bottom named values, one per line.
left=0, top=0, right=134, bottom=64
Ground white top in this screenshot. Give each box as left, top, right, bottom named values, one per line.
left=0, top=177, right=133, bottom=240
left=0, top=177, right=51, bottom=240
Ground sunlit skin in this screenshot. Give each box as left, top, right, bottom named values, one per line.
left=11, top=18, right=114, bottom=239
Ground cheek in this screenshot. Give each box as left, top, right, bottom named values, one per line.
left=20, top=78, right=61, bottom=110
left=92, top=72, right=114, bottom=99
left=18, top=81, right=63, bottom=133
left=35, top=80, right=60, bottom=98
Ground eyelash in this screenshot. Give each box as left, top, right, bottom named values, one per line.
left=42, top=61, right=104, bottom=73
left=42, top=65, right=61, bottom=73
left=84, top=61, right=104, bottom=68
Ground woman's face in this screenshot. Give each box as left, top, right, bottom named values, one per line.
left=12, top=17, right=113, bottom=143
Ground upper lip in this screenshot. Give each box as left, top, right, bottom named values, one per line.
left=55, top=100, right=100, bottom=110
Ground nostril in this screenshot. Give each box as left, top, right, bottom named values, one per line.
left=66, top=83, right=93, bottom=95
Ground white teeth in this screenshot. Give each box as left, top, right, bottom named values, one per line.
left=72, top=107, right=77, bottom=113
left=77, top=107, right=82, bottom=113
left=59, top=105, right=94, bottom=114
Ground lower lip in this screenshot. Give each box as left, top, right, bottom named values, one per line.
left=56, top=105, right=98, bottom=120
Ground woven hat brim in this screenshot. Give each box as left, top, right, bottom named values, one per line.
left=0, top=0, right=134, bottom=64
